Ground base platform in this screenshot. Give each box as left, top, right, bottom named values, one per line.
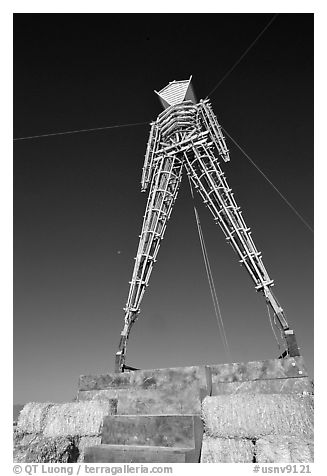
left=76, top=357, right=312, bottom=463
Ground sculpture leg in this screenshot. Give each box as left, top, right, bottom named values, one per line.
left=115, top=153, right=183, bottom=372
left=183, top=142, right=271, bottom=289
left=183, top=142, right=299, bottom=356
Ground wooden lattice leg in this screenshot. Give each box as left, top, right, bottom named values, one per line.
left=183, top=142, right=299, bottom=356
left=115, top=153, right=183, bottom=372
left=183, top=143, right=272, bottom=289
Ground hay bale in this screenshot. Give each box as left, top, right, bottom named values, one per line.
left=289, top=439, right=313, bottom=463
left=77, top=436, right=101, bottom=462
left=14, top=435, right=78, bottom=463
left=308, top=442, right=314, bottom=462
left=200, top=435, right=254, bottom=463
left=17, top=402, right=54, bottom=434
left=256, top=436, right=314, bottom=463
left=43, top=401, right=111, bottom=437
left=202, top=394, right=313, bottom=439
left=255, top=436, right=291, bottom=463
left=13, top=446, right=29, bottom=463
left=14, top=430, right=38, bottom=448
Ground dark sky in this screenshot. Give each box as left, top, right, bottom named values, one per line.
left=14, top=13, right=313, bottom=404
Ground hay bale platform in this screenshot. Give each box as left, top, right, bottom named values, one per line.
left=14, top=356, right=313, bottom=463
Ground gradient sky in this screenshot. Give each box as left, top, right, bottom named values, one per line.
left=14, top=13, right=313, bottom=404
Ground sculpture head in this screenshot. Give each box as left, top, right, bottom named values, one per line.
left=155, top=76, right=197, bottom=109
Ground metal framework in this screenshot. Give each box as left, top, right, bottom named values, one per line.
left=115, top=77, right=300, bottom=373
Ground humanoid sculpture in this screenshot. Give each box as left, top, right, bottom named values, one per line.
left=115, top=77, right=299, bottom=372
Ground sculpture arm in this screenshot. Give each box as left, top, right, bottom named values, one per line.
left=198, top=100, right=230, bottom=163
left=141, top=122, right=160, bottom=192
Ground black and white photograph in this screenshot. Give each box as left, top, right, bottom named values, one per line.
left=11, top=9, right=314, bottom=468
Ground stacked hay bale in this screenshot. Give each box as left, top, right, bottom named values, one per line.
left=14, top=400, right=116, bottom=463
left=255, top=435, right=313, bottom=463
left=201, top=434, right=254, bottom=463
left=14, top=433, right=78, bottom=463
left=201, top=394, right=313, bottom=463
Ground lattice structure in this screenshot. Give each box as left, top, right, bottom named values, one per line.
left=115, top=77, right=300, bottom=372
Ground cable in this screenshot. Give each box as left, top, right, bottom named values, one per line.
left=222, top=127, right=314, bottom=234
left=198, top=211, right=231, bottom=359
left=206, top=13, right=279, bottom=99
left=15, top=14, right=278, bottom=142
left=13, top=121, right=150, bottom=141
left=188, top=175, right=232, bottom=360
